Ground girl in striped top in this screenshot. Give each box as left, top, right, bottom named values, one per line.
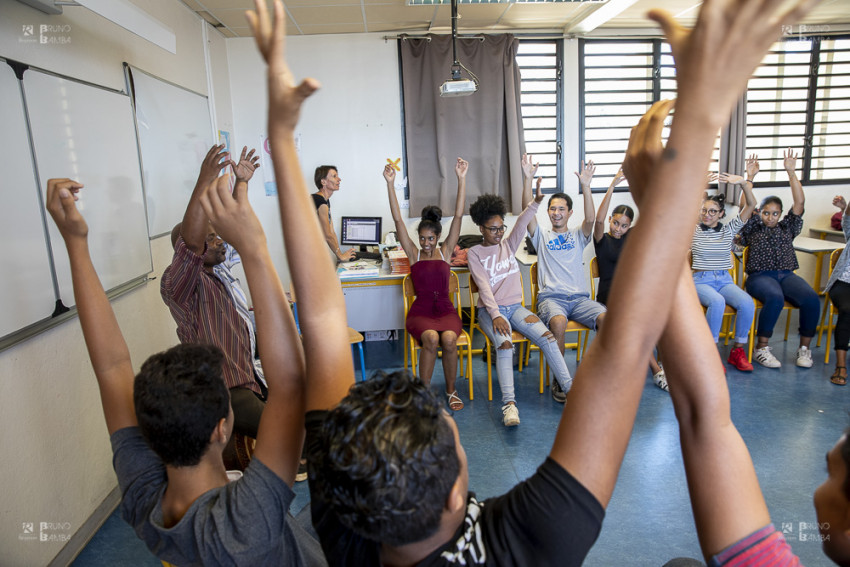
left=691, top=156, right=758, bottom=372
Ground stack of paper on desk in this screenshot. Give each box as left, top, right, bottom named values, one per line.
left=387, top=250, right=410, bottom=275
left=337, top=261, right=380, bottom=279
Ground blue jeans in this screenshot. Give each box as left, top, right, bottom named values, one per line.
left=477, top=303, right=572, bottom=404
left=693, top=270, right=755, bottom=344
left=745, top=270, right=820, bottom=338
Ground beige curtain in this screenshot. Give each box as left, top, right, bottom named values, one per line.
left=400, top=34, right=526, bottom=215
left=718, top=93, right=747, bottom=204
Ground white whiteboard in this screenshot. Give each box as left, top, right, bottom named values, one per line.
left=130, top=66, right=214, bottom=237
left=0, top=64, right=56, bottom=338
left=24, top=69, right=152, bottom=306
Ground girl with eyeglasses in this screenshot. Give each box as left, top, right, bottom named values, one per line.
left=739, top=148, right=820, bottom=369
left=384, top=158, right=467, bottom=410
left=467, top=181, right=573, bottom=427
left=690, top=157, right=759, bottom=372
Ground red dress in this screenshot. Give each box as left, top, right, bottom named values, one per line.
left=405, top=258, right=463, bottom=342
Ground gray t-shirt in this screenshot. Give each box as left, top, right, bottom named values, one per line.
left=111, top=427, right=326, bottom=567
left=530, top=227, right=591, bottom=298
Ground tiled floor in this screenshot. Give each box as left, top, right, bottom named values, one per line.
left=71, top=332, right=842, bottom=566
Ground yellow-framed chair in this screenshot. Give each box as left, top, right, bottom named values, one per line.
left=741, top=246, right=798, bottom=342
left=821, top=247, right=844, bottom=364
left=689, top=251, right=756, bottom=362
left=528, top=262, right=590, bottom=392
left=402, top=271, right=474, bottom=400
left=468, top=272, right=539, bottom=401
left=818, top=246, right=844, bottom=349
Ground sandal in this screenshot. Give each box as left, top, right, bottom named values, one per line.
left=830, top=366, right=847, bottom=386
left=447, top=390, right=464, bottom=411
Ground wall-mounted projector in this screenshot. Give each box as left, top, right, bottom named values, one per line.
left=440, top=78, right=477, bottom=97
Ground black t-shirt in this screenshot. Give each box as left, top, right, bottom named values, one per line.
left=593, top=232, right=627, bottom=306
left=305, top=410, right=604, bottom=566
left=311, top=193, right=329, bottom=213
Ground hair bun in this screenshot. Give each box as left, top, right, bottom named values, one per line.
left=421, top=206, right=442, bottom=223
left=714, top=193, right=726, bottom=207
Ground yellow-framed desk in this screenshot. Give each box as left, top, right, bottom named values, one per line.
left=340, top=267, right=470, bottom=333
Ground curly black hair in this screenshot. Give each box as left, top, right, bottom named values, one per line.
left=418, top=205, right=443, bottom=237
left=469, top=194, right=507, bottom=226
left=134, top=344, right=230, bottom=467
left=307, top=370, right=461, bottom=546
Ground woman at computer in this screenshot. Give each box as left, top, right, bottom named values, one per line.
left=384, top=158, right=467, bottom=410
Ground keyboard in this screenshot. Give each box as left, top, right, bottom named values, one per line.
left=352, top=251, right=382, bottom=262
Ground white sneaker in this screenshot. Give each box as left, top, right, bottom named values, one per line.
left=652, top=370, right=669, bottom=392
left=796, top=346, right=813, bottom=368
left=502, top=403, right=520, bottom=427
left=754, top=346, right=781, bottom=368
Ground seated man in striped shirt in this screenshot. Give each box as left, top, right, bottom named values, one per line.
left=162, top=144, right=266, bottom=440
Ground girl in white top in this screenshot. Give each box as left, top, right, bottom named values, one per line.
left=691, top=157, right=758, bottom=371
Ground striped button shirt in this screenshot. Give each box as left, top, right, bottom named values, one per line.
left=690, top=216, right=744, bottom=271
left=161, top=238, right=261, bottom=395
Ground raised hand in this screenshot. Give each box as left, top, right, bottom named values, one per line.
left=198, top=144, right=229, bottom=185
left=231, top=146, right=260, bottom=182
left=575, top=160, right=595, bottom=188
left=783, top=148, right=798, bottom=173
left=534, top=177, right=544, bottom=203
left=719, top=173, right=744, bottom=185
left=521, top=153, right=538, bottom=180
left=706, top=171, right=719, bottom=185
left=648, top=0, right=820, bottom=131
left=246, top=0, right=319, bottom=133
left=200, top=175, right=266, bottom=253
left=612, top=168, right=626, bottom=187
left=745, top=154, right=759, bottom=180
left=455, top=157, right=468, bottom=179
left=622, top=99, right=675, bottom=208
left=45, top=178, right=87, bottom=241
left=833, top=196, right=847, bottom=212
left=383, top=163, right=396, bottom=184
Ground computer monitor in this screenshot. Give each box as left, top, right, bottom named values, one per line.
left=340, top=216, right=382, bottom=252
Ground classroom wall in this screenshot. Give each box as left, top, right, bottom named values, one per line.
left=0, top=1, right=232, bottom=564
left=227, top=32, right=848, bottom=289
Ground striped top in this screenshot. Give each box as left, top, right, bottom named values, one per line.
left=161, top=238, right=261, bottom=395
left=691, top=216, right=744, bottom=271
left=708, top=525, right=800, bottom=566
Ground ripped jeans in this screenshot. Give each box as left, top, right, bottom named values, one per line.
left=477, top=303, right=572, bottom=405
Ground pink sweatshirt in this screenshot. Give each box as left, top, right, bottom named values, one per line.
left=468, top=200, right=540, bottom=321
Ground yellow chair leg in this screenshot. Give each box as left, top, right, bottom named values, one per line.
left=817, top=295, right=829, bottom=347
left=467, top=345, right=474, bottom=401
left=404, top=331, right=409, bottom=370
left=486, top=340, right=493, bottom=401
left=784, top=309, right=791, bottom=341
left=825, top=304, right=834, bottom=365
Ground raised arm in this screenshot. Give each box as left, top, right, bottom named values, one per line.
left=182, top=144, right=229, bottom=254
left=594, top=168, right=625, bottom=242
left=520, top=153, right=539, bottom=236
left=383, top=164, right=418, bottom=260
left=784, top=148, right=805, bottom=215
left=440, top=157, right=468, bottom=256
left=575, top=160, right=596, bottom=238
left=247, top=0, right=353, bottom=412
left=739, top=154, right=758, bottom=221
left=201, top=175, right=304, bottom=484
left=45, top=179, right=136, bottom=434
left=659, top=262, right=771, bottom=560
left=547, top=0, right=819, bottom=508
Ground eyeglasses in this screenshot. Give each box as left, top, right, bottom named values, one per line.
left=761, top=211, right=781, bottom=217
left=700, top=208, right=721, bottom=216
left=483, top=225, right=507, bottom=235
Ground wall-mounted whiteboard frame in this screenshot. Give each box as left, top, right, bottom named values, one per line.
left=0, top=57, right=153, bottom=352
left=127, top=64, right=215, bottom=238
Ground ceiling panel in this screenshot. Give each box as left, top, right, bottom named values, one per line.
left=185, top=0, right=850, bottom=38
